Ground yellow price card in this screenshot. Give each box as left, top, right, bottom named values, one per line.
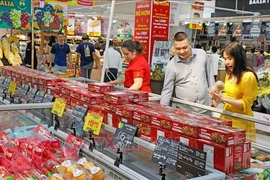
left=83, top=112, right=103, bottom=135
left=8, top=81, right=16, bottom=95
left=51, top=98, right=66, bottom=117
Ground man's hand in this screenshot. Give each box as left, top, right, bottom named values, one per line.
left=105, top=68, right=110, bottom=73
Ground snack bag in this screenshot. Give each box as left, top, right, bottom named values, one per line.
left=62, top=134, right=84, bottom=160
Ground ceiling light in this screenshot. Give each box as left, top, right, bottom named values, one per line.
left=113, top=20, right=117, bottom=24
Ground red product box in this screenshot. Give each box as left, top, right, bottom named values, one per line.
left=47, top=86, right=55, bottom=95
left=115, top=104, right=142, bottom=125
left=104, top=110, right=118, bottom=128
left=133, top=120, right=156, bottom=142
left=70, top=88, right=86, bottom=100
left=104, top=102, right=117, bottom=113
left=81, top=91, right=104, bottom=105
left=233, top=144, right=243, bottom=171
left=104, top=91, right=131, bottom=105
left=243, top=142, right=251, bottom=169
left=118, top=90, right=149, bottom=103
left=133, top=108, right=157, bottom=124
left=89, top=105, right=107, bottom=124
left=59, top=93, right=71, bottom=105
left=195, top=115, right=232, bottom=127
left=199, top=125, right=246, bottom=146
left=88, top=83, right=114, bottom=94
left=70, top=97, right=83, bottom=109
left=227, top=172, right=254, bottom=180
left=137, top=101, right=167, bottom=110
left=151, top=126, right=183, bottom=143
left=197, top=139, right=234, bottom=174
left=61, top=84, right=77, bottom=95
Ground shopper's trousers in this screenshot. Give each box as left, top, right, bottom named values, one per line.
left=104, top=68, right=118, bottom=82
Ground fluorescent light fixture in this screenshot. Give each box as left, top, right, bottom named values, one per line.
left=113, top=19, right=117, bottom=24
left=243, top=19, right=252, bottom=22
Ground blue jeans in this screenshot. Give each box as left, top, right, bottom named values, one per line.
left=54, top=65, right=67, bottom=74
left=80, top=62, right=93, bottom=78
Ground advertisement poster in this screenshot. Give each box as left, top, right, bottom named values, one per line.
left=75, top=18, right=86, bottom=35
left=34, top=3, right=67, bottom=31
left=265, top=21, right=270, bottom=41
left=218, top=22, right=227, bottom=36
left=207, top=22, right=215, bottom=37
left=67, top=13, right=75, bottom=35
left=0, top=0, right=31, bottom=30
left=170, top=3, right=179, bottom=26
left=152, top=41, right=172, bottom=68
left=116, top=21, right=132, bottom=40
left=45, top=0, right=95, bottom=6
left=250, top=20, right=261, bottom=37
left=87, top=20, right=101, bottom=36
left=232, top=22, right=242, bottom=37
left=133, top=1, right=152, bottom=62
left=189, top=1, right=204, bottom=30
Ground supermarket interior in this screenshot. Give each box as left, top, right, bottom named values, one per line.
left=1, top=0, right=270, bottom=180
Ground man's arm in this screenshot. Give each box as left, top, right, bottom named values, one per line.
left=118, top=55, right=122, bottom=74
left=92, top=52, right=100, bottom=69
left=206, top=54, right=215, bottom=87
left=76, top=53, right=80, bottom=64
left=160, top=63, right=175, bottom=105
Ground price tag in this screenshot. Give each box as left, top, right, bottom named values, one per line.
left=8, top=81, right=16, bottom=95
left=70, top=105, right=88, bottom=122
left=51, top=98, right=66, bottom=117
left=83, top=112, right=103, bottom=135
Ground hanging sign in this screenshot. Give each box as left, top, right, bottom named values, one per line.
left=218, top=22, right=227, bottom=36
left=170, top=3, right=180, bottom=26
left=265, top=21, right=270, bottom=41
left=0, top=0, right=31, bottom=30
left=232, top=22, right=242, bottom=37
left=207, top=22, right=215, bottom=37
left=87, top=19, right=101, bottom=36
left=45, top=0, right=95, bottom=6
left=83, top=111, right=103, bottom=135
left=189, top=1, right=204, bottom=30
left=67, top=13, right=75, bottom=35
left=8, top=81, right=16, bottom=95
left=51, top=98, right=66, bottom=117
left=250, top=20, right=261, bottom=37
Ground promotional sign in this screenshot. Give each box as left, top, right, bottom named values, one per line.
left=114, top=121, right=138, bottom=149
left=83, top=111, right=103, bottom=135
left=189, top=1, right=204, bottom=30
left=0, top=0, right=31, bottom=30
left=151, top=136, right=178, bottom=170
left=8, top=81, right=16, bottom=95
left=152, top=40, right=172, bottom=68
left=207, top=22, right=215, bottom=37
left=75, top=18, right=86, bottom=35
left=87, top=19, right=101, bottom=36
left=45, top=0, right=95, bottom=6
left=67, top=13, right=75, bottom=35
left=34, top=3, right=66, bottom=31
left=170, top=3, right=179, bottom=26
left=133, top=0, right=152, bottom=62
left=265, top=21, right=270, bottom=40
left=51, top=98, right=66, bottom=118
left=117, top=29, right=132, bottom=40
left=232, top=22, right=242, bottom=37
left=250, top=20, right=261, bottom=37
left=218, top=22, right=227, bottom=36
left=70, top=104, right=88, bottom=123
left=176, top=143, right=207, bottom=178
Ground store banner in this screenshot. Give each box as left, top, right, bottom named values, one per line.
left=189, top=1, right=204, bottom=30
left=170, top=3, right=179, bottom=26
left=117, top=29, right=132, bottom=40
left=0, top=0, right=31, bottom=30
left=218, top=22, right=227, bottom=36
left=34, top=3, right=67, bottom=31
left=133, top=0, right=152, bottom=63
left=45, top=0, right=95, bottom=6
left=87, top=19, right=101, bottom=36
left=265, top=21, right=270, bottom=40
left=67, top=13, right=75, bottom=35
left=232, top=22, right=242, bottom=37
left=250, top=20, right=261, bottom=37
left=207, top=21, right=215, bottom=37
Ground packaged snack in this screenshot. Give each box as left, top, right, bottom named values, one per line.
left=50, top=174, right=65, bottom=180
left=77, top=158, right=105, bottom=180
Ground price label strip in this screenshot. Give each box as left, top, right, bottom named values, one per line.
left=51, top=98, right=66, bottom=117
left=8, top=81, right=16, bottom=95
left=83, top=111, right=103, bottom=135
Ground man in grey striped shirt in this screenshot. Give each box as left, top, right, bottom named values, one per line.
left=160, top=32, right=214, bottom=112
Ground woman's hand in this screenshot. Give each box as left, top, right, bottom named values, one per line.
left=208, top=89, right=223, bottom=105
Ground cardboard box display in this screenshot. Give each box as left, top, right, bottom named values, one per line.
left=88, top=82, right=114, bottom=94
left=70, top=97, right=83, bottom=109
left=89, top=105, right=107, bottom=124
left=199, top=125, right=246, bottom=146
left=197, top=139, right=234, bottom=174
left=133, top=108, right=157, bottom=124
left=118, top=90, right=149, bottom=103
left=133, top=120, right=156, bottom=142
left=80, top=91, right=104, bottom=105
left=59, top=93, right=71, bottom=105
left=115, top=104, right=144, bottom=125
left=104, top=91, right=131, bottom=105
left=233, top=144, right=243, bottom=171
left=137, top=101, right=167, bottom=110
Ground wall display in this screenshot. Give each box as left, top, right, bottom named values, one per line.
left=34, top=3, right=67, bottom=31
left=218, top=22, right=227, bottom=36
left=45, top=0, right=95, bottom=6
left=67, top=13, right=75, bottom=35
left=265, top=22, right=270, bottom=41
left=87, top=19, right=101, bottom=37
left=0, top=0, right=31, bottom=30
left=189, top=1, right=204, bottom=30
left=250, top=20, right=261, bottom=37
left=170, top=3, right=179, bottom=27
left=207, top=22, right=215, bottom=37
left=232, top=22, right=242, bottom=37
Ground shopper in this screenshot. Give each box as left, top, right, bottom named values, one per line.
left=50, top=32, right=72, bottom=74
left=76, top=34, right=97, bottom=78
left=103, top=40, right=122, bottom=82
left=209, top=42, right=258, bottom=142
left=160, top=31, right=214, bottom=112
left=257, top=49, right=264, bottom=67
left=94, top=43, right=102, bottom=69
left=45, top=35, right=56, bottom=71
left=247, top=47, right=258, bottom=68
left=108, top=40, right=151, bottom=92
left=209, top=46, right=220, bottom=81
left=24, top=32, right=37, bottom=69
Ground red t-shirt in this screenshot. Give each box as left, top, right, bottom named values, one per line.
left=124, top=55, right=152, bottom=92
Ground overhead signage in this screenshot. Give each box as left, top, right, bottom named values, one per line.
left=250, top=20, right=261, bottom=37
left=207, top=22, right=215, bottom=37
left=232, top=22, right=242, bottom=37
left=189, top=1, right=204, bottom=30
left=114, top=122, right=138, bottom=149
left=67, top=13, right=75, bottom=35
left=87, top=19, right=101, bottom=36
left=0, top=0, right=31, bottom=30
left=45, top=0, right=95, bottom=6
left=218, top=22, right=227, bottom=36
left=170, top=3, right=180, bottom=26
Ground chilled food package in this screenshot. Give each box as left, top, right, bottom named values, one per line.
left=209, top=80, right=225, bottom=93
left=77, top=157, right=105, bottom=180
left=60, top=159, right=89, bottom=180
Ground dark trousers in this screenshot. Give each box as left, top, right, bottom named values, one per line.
left=104, top=68, right=118, bottom=82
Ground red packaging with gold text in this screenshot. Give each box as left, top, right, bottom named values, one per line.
left=133, top=120, right=156, bottom=142
left=88, top=82, right=114, bottom=94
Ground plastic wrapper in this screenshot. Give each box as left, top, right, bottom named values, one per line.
left=60, top=159, right=91, bottom=180
left=77, top=157, right=105, bottom=180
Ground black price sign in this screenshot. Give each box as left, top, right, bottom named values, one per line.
left=114, top=122, right=138, bottom=149
left=151, top=136, right=178, bottom=170
left=176, top=143, right=207, bottom=179
left=70, top=104, right=88, bottom=122
left=34, top=91, right=46, bottom=103
left=26, top=88, right=38, bottom=101
left=42, top=94, right=54, bottom=103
